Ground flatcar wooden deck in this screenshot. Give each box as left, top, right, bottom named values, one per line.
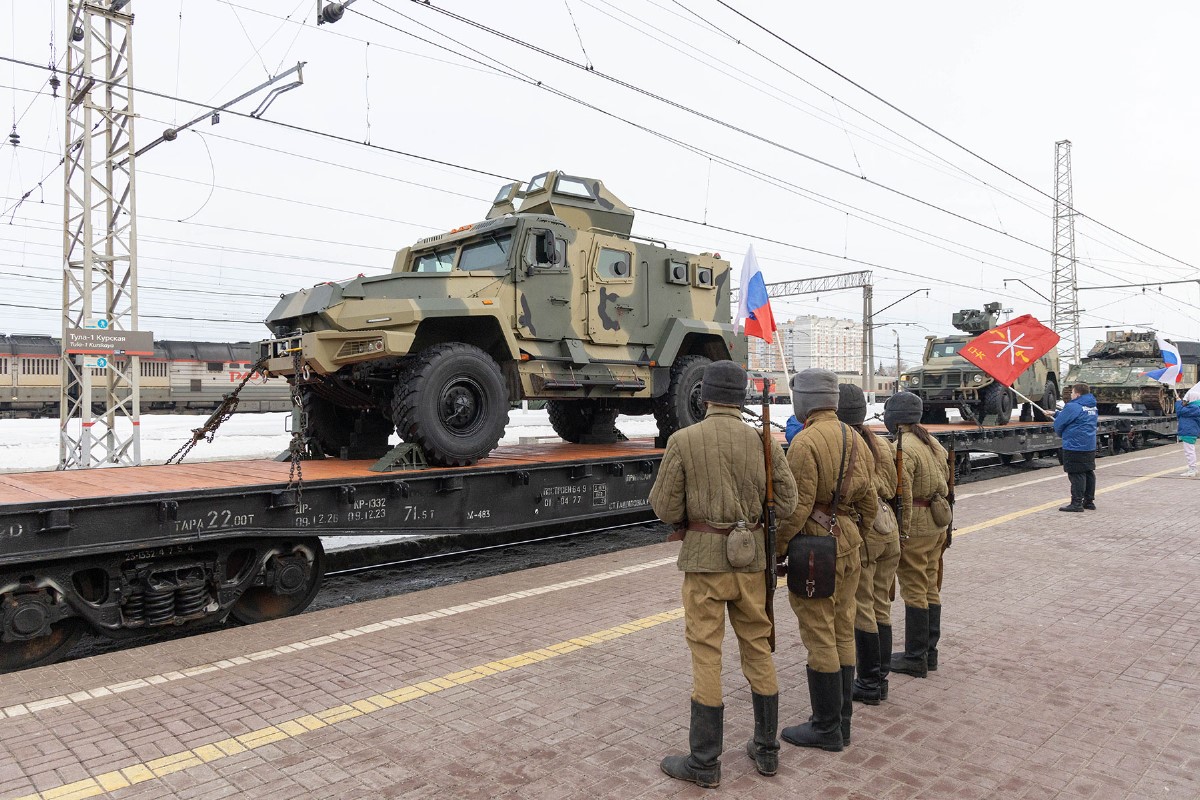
left=0, top=438, right=663, bottom=506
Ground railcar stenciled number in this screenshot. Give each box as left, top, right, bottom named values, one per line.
left=404, top=506, right=435, bottom=521
left=205, top=510, right=256, bottom=528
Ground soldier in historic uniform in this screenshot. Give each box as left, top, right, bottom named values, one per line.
left=778, top=369, right=876, bottom=752
left=886, top=392, right=951, bottom=678
left=649, top=360, right=798, bottom=788
left=835, top=385, right=900, bottom=705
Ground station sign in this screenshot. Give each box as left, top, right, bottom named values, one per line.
left=63, top=328, right=155, bottom=356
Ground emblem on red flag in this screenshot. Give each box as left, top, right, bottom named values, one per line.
left=959, top=314, right=1060, bottom=386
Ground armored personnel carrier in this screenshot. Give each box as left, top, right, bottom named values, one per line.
left=1063, top=331, right=1197, bottom=415
left=900, top=302, right=1060, bottom=425
left=260, top=171, right=739, bottom=466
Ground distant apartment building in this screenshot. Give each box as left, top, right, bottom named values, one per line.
left=747, top=315, right=864, bottom=373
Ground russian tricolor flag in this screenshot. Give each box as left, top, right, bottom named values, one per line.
left=735, top=245, right=777, bottom=344
left=1144, top=337, right=1183, bottom=384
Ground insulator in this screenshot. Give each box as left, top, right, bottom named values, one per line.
left=123, top=589, right=145, bottom=622
left=319, top=3, right=345, bottom=24
left=174, top=585, right=208, bottom=618
left=71, top=25, right=84, bottom=42
left=7, top=127, right=19, bottom=147
left=48, top=74, right=60, bottom=97
left=143, top=588, right=175, bottom=625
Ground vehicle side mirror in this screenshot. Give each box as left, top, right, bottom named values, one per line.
left=535, top=231, right=558, bottom=265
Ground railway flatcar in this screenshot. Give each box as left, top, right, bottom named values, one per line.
left=0, top=334, right=291, bottom=418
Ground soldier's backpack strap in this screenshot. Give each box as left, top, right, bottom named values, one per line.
left=827, top=423, right=858, bottom=536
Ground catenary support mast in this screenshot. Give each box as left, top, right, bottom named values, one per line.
left=59, top=0, right=142, bottom=468
left=1051, top=139, right=1081, bottom=366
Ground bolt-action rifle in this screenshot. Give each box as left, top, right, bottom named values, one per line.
left=890, top=427, right=905, bottom=601
left=762, top=380, right=779, bottom=652
left=938, top=446, right=956, bottom=590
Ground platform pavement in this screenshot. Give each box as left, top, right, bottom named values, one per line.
left=0, top=446, right=1197, bottom=799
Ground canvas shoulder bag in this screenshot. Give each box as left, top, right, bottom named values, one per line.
left=787, top=425, right=855, bottom=599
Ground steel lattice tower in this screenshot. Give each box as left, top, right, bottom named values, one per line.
left=59, top=1, right=142, bottom=468
left=1051, top=139, right=1081, bottom=366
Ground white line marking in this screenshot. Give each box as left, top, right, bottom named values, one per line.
left=956, top=452, right=1165, bottom=499
left=2, top=556, right=677, bottom=719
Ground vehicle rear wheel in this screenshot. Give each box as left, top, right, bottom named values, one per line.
left=392, top=343, right=509, bottom=466
left=920, top=406, right=948, bottom=425
left=546, top=400, right=620, bottom=444
left=1034, top=380, right=1058, bottom=422
left=302, top=387, right=393, bottom=459
left=230, top=539, right=325, bottom=625
left=653, top=355, right=712, bottom=441
left=982, top=383, right=1014, bottom=425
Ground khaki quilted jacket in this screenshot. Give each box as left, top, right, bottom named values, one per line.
left=649, top=405, right=798, bottom=572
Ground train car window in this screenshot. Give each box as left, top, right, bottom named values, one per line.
left=0, top=357, right=7, bottom=374
left=191, top=379, right=202, bottom=392
left=21, top=358, right=59, bottom=376
left=207, top=362, right=224, bottom=372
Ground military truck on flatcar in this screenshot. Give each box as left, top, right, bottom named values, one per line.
left=260, top=171, right=740, bottom=466
left=899, top=302, right=1060, bottom=425
left=1063, top=331, right=1198, bottom=415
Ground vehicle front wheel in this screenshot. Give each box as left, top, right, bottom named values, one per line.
left=302, top=387, right=393, bottom=459
left=392, top=343, right=510, bottom=466
left=982, top=382, right=1014, bottom=425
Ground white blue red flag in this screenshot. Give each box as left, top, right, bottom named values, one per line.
left=1143, top=337, right=1183, bottom=384
left=735, top=245, right=777, bottom=344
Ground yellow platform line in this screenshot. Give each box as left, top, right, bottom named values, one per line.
left=954, top=465, right=1177, bottom=539
left=8, top=608, right=686, bottom=800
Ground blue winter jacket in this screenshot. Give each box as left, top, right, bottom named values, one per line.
left=1053, top=392, right=1098, bottom=452
left=1175, top=400, right=1200, bottom=439
left=785, top=415, right=803, bottom=444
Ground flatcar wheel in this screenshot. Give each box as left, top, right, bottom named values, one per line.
left=0, top=618, right=85, bottom=674
left=230, top=540, right=325, bottom=625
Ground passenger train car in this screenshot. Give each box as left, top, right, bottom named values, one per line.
left=0, top=334, right=292, bottom=418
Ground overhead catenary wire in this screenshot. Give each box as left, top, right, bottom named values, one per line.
left=709, top=0, right=1198, bottom=273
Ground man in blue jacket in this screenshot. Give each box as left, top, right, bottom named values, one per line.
left=1052, top=382, right=1099, bottom=512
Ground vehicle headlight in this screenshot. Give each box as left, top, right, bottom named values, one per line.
left=909, top=375, right=920, bottom=387
left=972, top=373, right=983, bottom=384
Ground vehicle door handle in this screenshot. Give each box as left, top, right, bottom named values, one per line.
left=549, top=296, right=569, bottom=305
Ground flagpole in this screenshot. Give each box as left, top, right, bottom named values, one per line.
left=1008, top=385, right=1052, bottom=417
left=775, top=336, right=791, bottom=393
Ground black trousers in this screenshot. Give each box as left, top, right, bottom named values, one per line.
left=1063, top=449, right=1096, bottom=504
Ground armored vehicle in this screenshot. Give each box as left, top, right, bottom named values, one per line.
left=260, top=171, right=739, bottom=466
left=1063, top=331, right=1197, bottom=415
left=900, top=302, right=1060, bottom=425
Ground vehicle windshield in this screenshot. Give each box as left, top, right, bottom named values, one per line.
left=458, top=234, right=513, bottom=272
left=413, top=249, right=455, bottom=273
left=930, top=341, right=965, bottom=358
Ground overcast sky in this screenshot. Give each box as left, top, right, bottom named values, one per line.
left=2, top=0, right=1197, bottom=367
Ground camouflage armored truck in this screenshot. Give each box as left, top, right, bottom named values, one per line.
left=1063, top=331, right=1197, bottom=415
left=260, top=171, right=739, bottom=466
left=899, top=302, right=1060, bottom=425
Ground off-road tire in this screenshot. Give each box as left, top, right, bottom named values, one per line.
left=1034, top=380, right=1058, bottom=422
left=920, top=406, right=948, bottom=425
left=391, top=343, right=509, bottom=466
left=302, top=388, right=392, bottom=459
left=654, top=355, right=712, bottom=440
left=546, top=400, right=619, bottom=444
left=981, top=382, right=1014, bottom=425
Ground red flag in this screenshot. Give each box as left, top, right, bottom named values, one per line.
left=959, top=314, right=1060, bottom=386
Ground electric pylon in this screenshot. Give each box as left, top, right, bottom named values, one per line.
left=59, top=0, right=143, bottom=468
left=1051, top=139, right=1081, bottom=365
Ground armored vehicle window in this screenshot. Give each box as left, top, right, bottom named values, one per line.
left=494, top=182, right=520, bottom=203
left=554, top=176, right=592, bottom=198
left=930, top=341, right=964, bottom=358
left=413, top=249, right=455, bottom=273
left=528, top=172, right=549, bottom=192
left=459, top=233, right=513, bottom=272
left=597, top=247, right=633, bottom=280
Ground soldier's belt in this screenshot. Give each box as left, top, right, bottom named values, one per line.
left=911, top=499, right=933, bottom=508
left=687, top=521, right=763, bottom=535
left=807, top=502, right=838, bottom=535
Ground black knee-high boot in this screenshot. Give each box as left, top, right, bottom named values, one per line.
left=851, top=628, right=881, bottom=705
left=661, top=700, right=723, bottom=788
left=927, top=604, right=942, bottom=671
left=889, top=606, right=929, bottom=678
left=877, top=623, right=893, bottom=700
left=744, top=692, right=779, bottom=776
left=781, top=667, right=843, bottom=752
